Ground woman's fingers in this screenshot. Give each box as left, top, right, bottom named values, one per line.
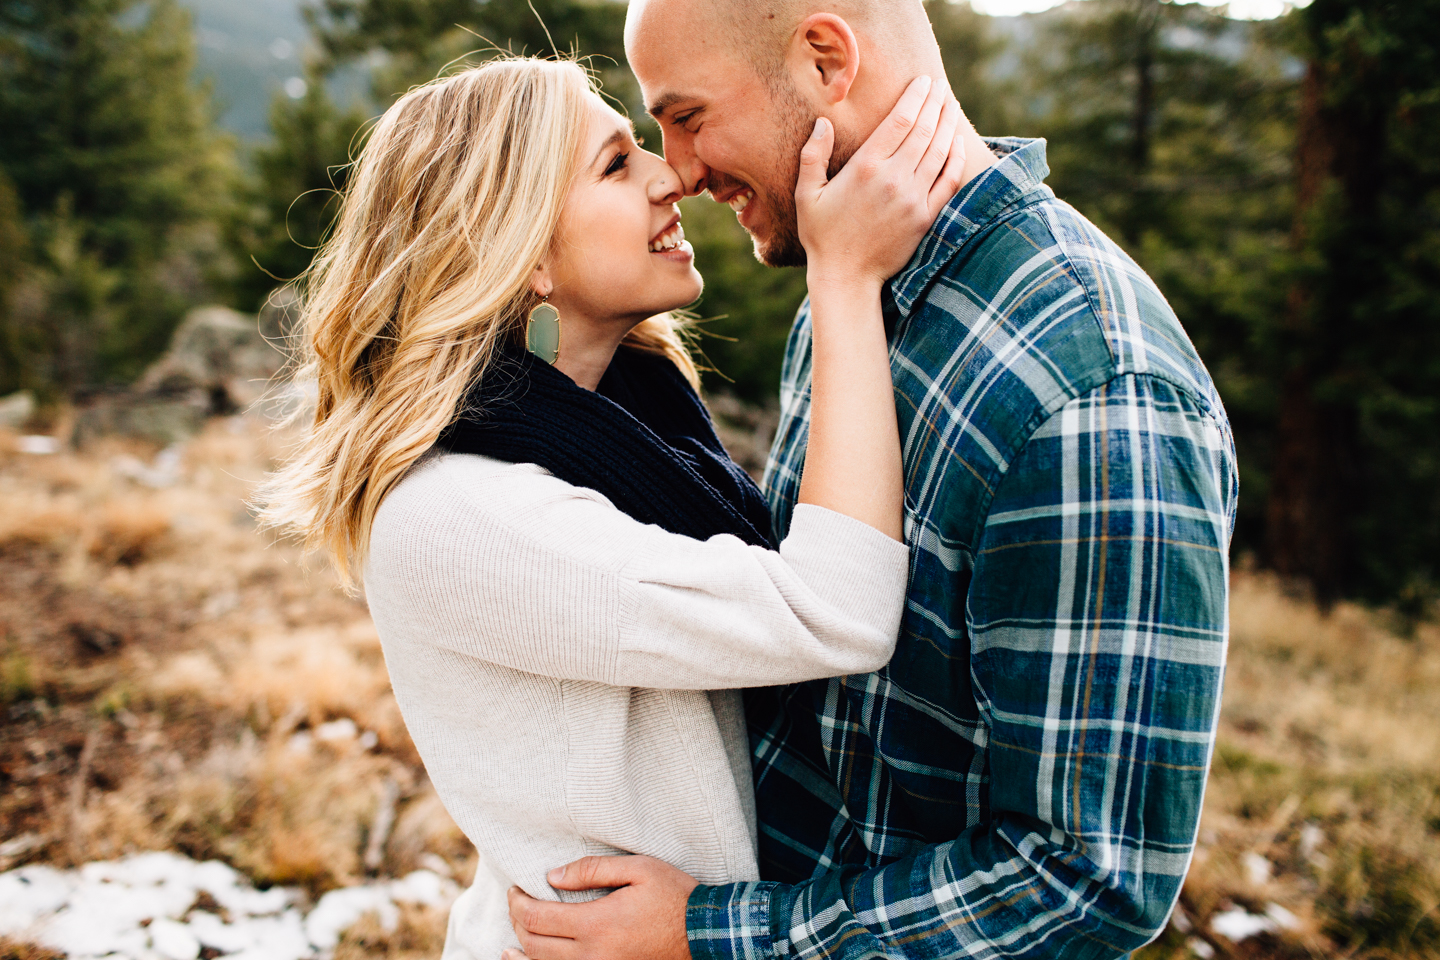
left=855, top=75, right=932, bottom=163
left=794, top=117, right=835, bottom=205
left=916, top=95, right=961, bottom=186
left=928, top=131, right=969, bottom=216
left=893, top=76, right=949, bottom=171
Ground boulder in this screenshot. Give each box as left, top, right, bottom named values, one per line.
left=74, top=296, right=298, bottom=447
left=136, top=305, right=289, bottom=409
left=0, top=390, right=35, bottom=431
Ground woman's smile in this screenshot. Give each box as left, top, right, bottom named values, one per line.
left=649, top=216, right=692, bottom=261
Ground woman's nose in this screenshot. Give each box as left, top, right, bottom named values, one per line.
left=649, top=159, right=686, bottom=206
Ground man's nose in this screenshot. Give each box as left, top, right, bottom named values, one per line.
left=662, top=131, right=710, bottom=197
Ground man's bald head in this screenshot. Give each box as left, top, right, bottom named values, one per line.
left=627, top=0, right=938, bottom=91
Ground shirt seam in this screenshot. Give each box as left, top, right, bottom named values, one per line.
left=966, top=369, right=1231, bottom=555
left=893, top=190, right=1057, bottom=317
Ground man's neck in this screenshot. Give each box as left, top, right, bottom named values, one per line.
left=956, top=124, right=1000, bottom=191
left=847, top=73, right=998, bottom=193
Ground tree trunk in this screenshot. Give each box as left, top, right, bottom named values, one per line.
left=1265, top=62, right=1347, bottom=607
left=1131, top=0, right=1159, bottom=172
left=1125, top=0, right=1160, bottom=245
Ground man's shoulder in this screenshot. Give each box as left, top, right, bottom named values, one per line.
left=883, top=192, right=1228, bottom=545
left=904, top=192, right=1224, bottom=435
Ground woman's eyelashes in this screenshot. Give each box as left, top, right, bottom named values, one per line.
left=603, top=150, right=629, bottom=177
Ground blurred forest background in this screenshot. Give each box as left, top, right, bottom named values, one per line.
left=1, top=0, right=1438, bottom=609
left=3, top=2, right=1440, bottom=959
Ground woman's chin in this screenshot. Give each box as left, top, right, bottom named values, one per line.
left=663, top=273, right=704, bottom=311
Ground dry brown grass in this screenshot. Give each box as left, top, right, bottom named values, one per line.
left=0, top=421, right=471, bottom=956
left=1139, top=572, right=1440, bottom=959
left=334, top=903, right=450, bottom=960
left=4, top=421, right=1439, bottom=960
left=0, top=938, right=64, bottom=960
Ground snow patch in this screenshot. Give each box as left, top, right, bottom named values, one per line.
left=1211, top=905, right=1277, bottom=942
left=0, top=851, right=459, bottom=959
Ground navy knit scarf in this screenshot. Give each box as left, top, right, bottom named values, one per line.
left=437, top=345, right=775, bottom=549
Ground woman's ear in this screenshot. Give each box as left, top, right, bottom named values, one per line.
left=529, top=261, right=553, bottom=300
left=788, top=13, right=860, bottom=107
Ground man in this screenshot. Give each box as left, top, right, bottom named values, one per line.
left=507, top=1, right=1237, bottom=957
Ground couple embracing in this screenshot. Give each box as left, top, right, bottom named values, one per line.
left=262, top=1, right=1238, bottom=959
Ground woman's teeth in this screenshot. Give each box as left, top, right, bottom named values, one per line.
left=728, top=190, right=753, bottom=214
left=649, top=222, right=686, bottom=253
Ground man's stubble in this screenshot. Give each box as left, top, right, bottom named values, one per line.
left=715, top=79, right=861, bottom=269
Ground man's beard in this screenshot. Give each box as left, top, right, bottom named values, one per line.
left=725, top=86, right=860, bottom=269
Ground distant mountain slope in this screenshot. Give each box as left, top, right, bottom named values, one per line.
left=180, top=0, right=314, bottom=139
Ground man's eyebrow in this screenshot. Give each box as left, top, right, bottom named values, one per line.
left=590, top=128, right=629, bottom=169
left=646, top=93, right=693, bottom=119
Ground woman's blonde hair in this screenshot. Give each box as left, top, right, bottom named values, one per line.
left=257, top=57, right=698, bottom=587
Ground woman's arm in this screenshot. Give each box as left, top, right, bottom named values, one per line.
left=365, top=455, right=907, bottom=690
left=794, top=76, right=967, bottom=540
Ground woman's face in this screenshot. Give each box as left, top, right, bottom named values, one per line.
left=540, top=95, right=703, bottom=329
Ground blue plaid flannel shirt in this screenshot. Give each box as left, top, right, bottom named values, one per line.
left=686, top=139, right=1238, bottom=960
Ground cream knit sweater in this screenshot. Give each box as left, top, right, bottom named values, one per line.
left=364, top=453, right=909, bottom=958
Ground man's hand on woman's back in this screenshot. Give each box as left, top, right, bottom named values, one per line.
left=505, top=855, right=696, bottom=960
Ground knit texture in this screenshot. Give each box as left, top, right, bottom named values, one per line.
left=363, top=453, right=910, bottom=958
left=439, top=346, right=773, bottom=548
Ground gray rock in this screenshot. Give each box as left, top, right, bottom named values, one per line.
left=137, top=305, right=288, bottom=407
left=0, top=390, right=35, bottom=430
left=74, top=298, right=296, bottom=446
left=73, top=393, right=210, bottom=448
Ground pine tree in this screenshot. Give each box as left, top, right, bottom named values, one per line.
left=1267, top=0, right=1440, bottom=610
left=1026, top=0, right=1301, bottom=558
left=0, top=170, right=30, bottom=393
left=306, top=0, right=629, bottom=105
left=229, top=79, right=372, bottom=312
left=0, top=0, right=234, bottom=394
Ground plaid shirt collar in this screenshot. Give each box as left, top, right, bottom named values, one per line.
left=890, top=137, right=1054, bottom=317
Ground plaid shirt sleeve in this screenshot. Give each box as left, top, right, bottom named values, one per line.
left=688, top=371, right=1237, bottom=960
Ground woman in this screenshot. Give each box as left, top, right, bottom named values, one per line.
left=259, top=58, right=964, bottom=957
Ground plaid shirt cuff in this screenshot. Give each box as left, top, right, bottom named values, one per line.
left=686, top=882, right=786, bottom=960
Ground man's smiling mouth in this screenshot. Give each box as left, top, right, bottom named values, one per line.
left=726, top=190, right=753, bottom=213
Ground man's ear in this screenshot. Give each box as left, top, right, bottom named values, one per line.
left=787, top=13, right=859, bottom=106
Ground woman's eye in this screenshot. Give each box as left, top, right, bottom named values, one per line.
left=604, top=151, right=629, bottom=176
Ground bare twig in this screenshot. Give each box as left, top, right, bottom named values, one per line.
left=67, top=723, right=102, bottom=861
left=0, top=831, right=46, bottom=871
left=1253, top=792, right=1302, bottom=856
left=363, top=777, right=401, bottom=873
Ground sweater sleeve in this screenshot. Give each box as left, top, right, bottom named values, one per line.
left=364, top=454, right=909, bottom=690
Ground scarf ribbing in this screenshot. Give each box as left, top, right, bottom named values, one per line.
left=437, top=346, right=775, bottom=549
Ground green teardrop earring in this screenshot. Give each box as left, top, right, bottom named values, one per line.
left=526, top=297, right=561, bottom=365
